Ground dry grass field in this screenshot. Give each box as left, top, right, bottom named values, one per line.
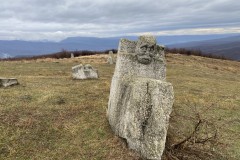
left=0, top=54, right=239, bottom=159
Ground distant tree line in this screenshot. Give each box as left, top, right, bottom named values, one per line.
left=0, top=49, right=118, bottom=61
left=165, top=47, right=229, bottom=60
left=1, top=47, right=230, bottom=61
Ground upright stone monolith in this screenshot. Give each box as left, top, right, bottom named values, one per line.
left=107, top=35, right=174, bottom=159
left=107, top=51, right=115, bottom=64
left=71, top=53, right=74, bottom=58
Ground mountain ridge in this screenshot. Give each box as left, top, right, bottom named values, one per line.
left=168, top=35, right=240, bottom=60
left=0, top=34, right=239, bottom=60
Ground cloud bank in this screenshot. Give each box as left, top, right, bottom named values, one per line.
left=1, top=0, right=240, bottom=41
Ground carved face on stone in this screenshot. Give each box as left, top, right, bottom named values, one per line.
left=136, top=43, right=155, bottom=64
left=135, top=36, right=157, bottom=65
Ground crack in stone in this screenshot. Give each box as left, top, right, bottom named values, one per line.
left=141, top=82, right=153, bottom=139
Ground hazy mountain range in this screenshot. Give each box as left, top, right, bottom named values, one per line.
left=168, top=35, right=240, bottom=60
left=0, top=34, right=239, bottom=60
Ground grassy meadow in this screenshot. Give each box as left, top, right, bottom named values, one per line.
left=0, top=54, right=239, bottom=159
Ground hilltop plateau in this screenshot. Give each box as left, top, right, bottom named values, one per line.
left=0, top=54, right=239, bottom=159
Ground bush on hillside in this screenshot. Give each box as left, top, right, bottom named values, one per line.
left=165, top=47, right=228, bottom=60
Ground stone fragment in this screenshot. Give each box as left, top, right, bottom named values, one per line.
left=72, top=64, right=98, bottom=79
left=107, top=35, right=174, bottom=160
left=0, top=77, right=19, bottom=87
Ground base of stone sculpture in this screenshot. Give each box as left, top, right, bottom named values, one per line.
left=107, top=77, right=174, bottom=159
left=0, top=77, right=19, bottom=87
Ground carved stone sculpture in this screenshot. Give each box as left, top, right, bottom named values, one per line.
left=107, top=35, right=174, bottom=159
left=72, top=64, right=98, bottom=79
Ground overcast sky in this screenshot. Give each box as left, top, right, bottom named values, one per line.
left=1, top=0, right=240, bottom=41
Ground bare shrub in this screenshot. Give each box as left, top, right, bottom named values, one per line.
left=163, top=102, right=222, bottom=160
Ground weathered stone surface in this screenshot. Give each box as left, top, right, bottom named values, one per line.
left=0, top=77, right=19, bottom=87
left=114, top=36, right=166, bottom=81
left=72, top=64, right=98, bottom=79
left=107, top=51, right=115, bottom=64
left=118, top=38, right=137, bottom=53
left=107, top=35, right=174, bottom=159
